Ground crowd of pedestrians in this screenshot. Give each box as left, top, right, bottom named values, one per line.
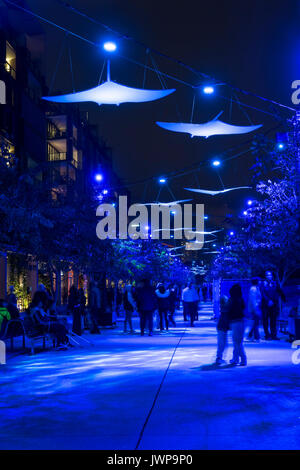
left=0, top=271, right=290, bottom=364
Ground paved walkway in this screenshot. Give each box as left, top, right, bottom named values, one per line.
left=1, top=304, right=299, bottom=450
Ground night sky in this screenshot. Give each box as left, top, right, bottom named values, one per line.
left=18, top=0, right=300, bottom=227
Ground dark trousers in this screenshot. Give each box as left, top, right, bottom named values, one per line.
left=248, top=314, right=260, bottom=340
left=183, top=301, right=188, bottom=321
left=140, top=310, right=153, bottom=334
left=262, top=307, right=278, bottom=338
left=72, top=306, right=82, bottom=336
left=158, top=309, right=169, bottom=330
left=124, top=309, right=133, bottom=331
left=90, top=307, right=100, bottom=333
left=187, top=302, right=197, bottom=326
left=168, top=306, right=176, bottom=326
left=48, top=322, right=68, bottom=345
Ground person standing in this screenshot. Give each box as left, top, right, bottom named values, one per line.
left=88, top=281, right=101, bottom=334
left=123, top=284, right=136, bottom=333
left=136, top=279, right=157, bottom=336
left=155, top=283, right=170, bottom=331
left=182, top=283, right=199, bottom=327
left=247, top=278, right=261, bottom=342
left=261, top=271, right=285, bottom=340
left=228, top=283, right=247, bottom=366
left=68, top=285, right=81, bottom=336
left=215, top=295, right=229, bottom=365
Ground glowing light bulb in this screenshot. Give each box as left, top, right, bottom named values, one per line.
left=95, top=173, right=103, bottom=182
left=103, top=41, right=117, bottom=52
left=203, top=86, right=214, bottom=94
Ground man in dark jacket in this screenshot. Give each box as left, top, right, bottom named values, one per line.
left=136, top=279, right=157, bottom=336
left=261, top=271, right=285, bottom=340
left=227, top=283, right=247, bottom=366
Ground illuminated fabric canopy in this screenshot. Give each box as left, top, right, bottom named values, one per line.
left=184, top=186, right=251, bottom=196
left=138, top=199, right=192, bottom=206
left=42, top=61, right=175, bottom=106
left=156, top=112, right=262, bottom=138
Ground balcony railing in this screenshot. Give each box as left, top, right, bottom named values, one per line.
left=48, top=152, right=67, bottom=162
left=47, top=129, right=67, bottom=140
left=4, top=62, right=16, bottom=79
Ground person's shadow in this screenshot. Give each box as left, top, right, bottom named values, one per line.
left=192, top=363, right=237, bottom=371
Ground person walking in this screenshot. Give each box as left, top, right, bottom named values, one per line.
left=68, top=285, right=81, bottom=336
left=136, top=279, right=157, bottom=336
left=168, top=284, right=177, bottom=327
left=227, top=283, right=247, bottom=366
left=215, top=295, right=229, bottom=365
left=247, top=278, right=261, bottom=342
left=123, top=284, right=136, bottom=333
left=261, top=271, right=285, bottom=340
left=155, top=283, right=170, bottom=331
left=182, top=282, right=199, bottom=327
left=78, top=287, right=87, bottom=330
left=182, top=284, right=188, bottom=321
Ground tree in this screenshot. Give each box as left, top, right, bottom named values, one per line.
left=210, top=124, right=300, bottom=285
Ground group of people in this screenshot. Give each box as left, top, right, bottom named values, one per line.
left=215, top=271, right=285, bottom=366
left=120, top=280, right=178, bottom=336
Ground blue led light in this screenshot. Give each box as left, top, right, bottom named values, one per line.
left=103, top=41, right=117, bottom=52
left=212, top=160, right=221, bottom=167
left=203, top=86, right=214, bottom=94
left=95, top=173, right=103, bottom=182
left=159, top=177, right=166, bottom=184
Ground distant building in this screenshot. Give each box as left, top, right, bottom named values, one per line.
left=0, top=2, right=128, bottom=307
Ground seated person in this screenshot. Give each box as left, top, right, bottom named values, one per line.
left=0, top=300, right=11, bottom=337
left=30, top=300, right=69, bottom=349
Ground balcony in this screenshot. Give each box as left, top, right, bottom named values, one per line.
left=4, top=61, right=16, bottom=79
left=48, top=151, right=67, bottom=162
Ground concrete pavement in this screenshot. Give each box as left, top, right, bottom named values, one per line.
left=0, top=303, right=299, bottom=450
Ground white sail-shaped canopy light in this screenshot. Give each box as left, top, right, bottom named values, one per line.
left=137, top=199, right=192, bottom=206
left=156, top=111, right=262, bottom=138
left=184, top=186, right=251, bottom=196
left=42, top=61, right=175, bottom=106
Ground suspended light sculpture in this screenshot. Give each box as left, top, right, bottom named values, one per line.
left=42, top=61, right=176, bottom=106
left=184, top=186, right=251, bottom=196
left=156, top=111, right=262, bottom=138
left=138, top=199, right=192, bottom=206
